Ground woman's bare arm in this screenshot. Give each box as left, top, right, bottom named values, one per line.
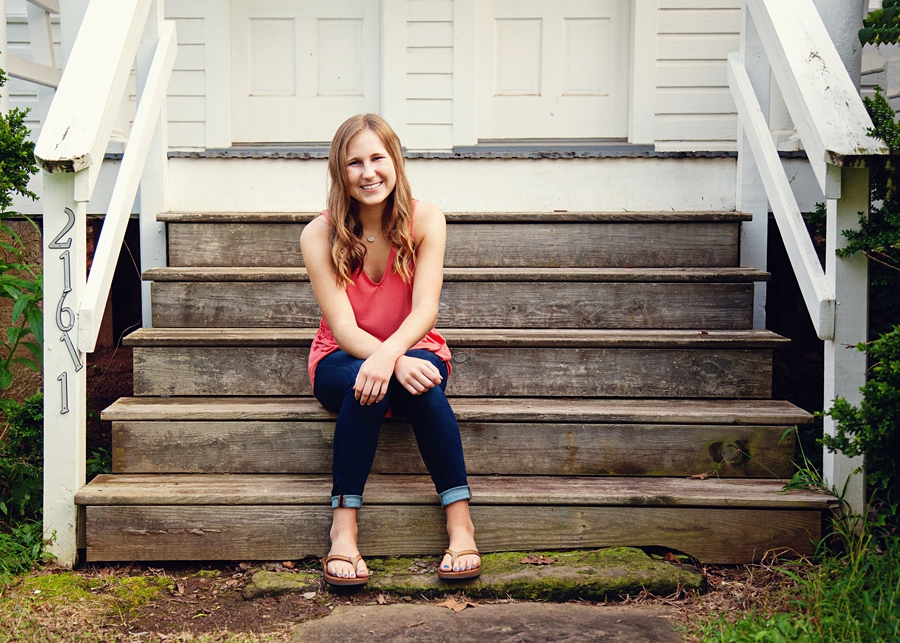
left=301, top=204, right=447, bottom=403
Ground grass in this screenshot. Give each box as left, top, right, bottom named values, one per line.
left=685, top=447, right=900, bottom=643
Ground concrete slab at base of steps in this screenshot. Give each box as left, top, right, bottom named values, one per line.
left=291, top=603, right=684, bottom=643
left=242, top=548, right=704, bottom=602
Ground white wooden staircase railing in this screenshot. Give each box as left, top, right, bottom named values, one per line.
left=33, top=0, right=175, bottom=567
left=729, top=0, right=888, bottom=516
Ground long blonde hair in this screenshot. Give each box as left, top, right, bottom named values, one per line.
left=327, top=114, right=415, bottom=286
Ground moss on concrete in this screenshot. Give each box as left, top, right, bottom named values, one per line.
left=242, top=570, right=319, bottom=600
left=366, top=547, right=705, bottom=600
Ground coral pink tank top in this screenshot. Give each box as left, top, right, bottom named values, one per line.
left=307, top=211, right=452, bottom=389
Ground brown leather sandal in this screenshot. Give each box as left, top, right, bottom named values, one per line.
left=437, top=549, right=482, bottom=580
left=322, top=554, right=369, bottom=586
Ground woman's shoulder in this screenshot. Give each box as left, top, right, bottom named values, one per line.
left=412, top=200, right=445, bottom=227
left=300, top=211, right=330, bottom=243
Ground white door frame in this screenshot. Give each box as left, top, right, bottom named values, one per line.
left=453, top=0, right=658, bottom=146
left=204, top=0, right=402, bottom=148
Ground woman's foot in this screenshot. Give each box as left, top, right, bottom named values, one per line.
left=440, top=499, right=481, bottom=576
left=325, top=508, right=370, bottom=582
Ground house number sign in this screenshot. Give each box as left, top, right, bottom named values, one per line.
left=49, top=207, right=83, bottom=414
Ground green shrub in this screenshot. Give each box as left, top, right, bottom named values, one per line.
left=823, top=327, right=900, bottom=530
left=0, top=392, right=43, bottom=524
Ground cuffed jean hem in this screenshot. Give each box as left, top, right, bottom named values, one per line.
left=331, top=494, right=363, bottom=509
left=439, top=485, right=471, bottom=507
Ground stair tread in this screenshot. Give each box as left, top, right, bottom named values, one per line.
left=124, top=328, right=789, bottom=348
left=75, top=474, right=834, bottom=509
left=143, top=266, right=770, bottom=283
left=159, top=211, right=753, bottom=224
left=102, top=396, right=813, bottom=424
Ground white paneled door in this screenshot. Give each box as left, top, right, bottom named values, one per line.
left=231, top=0, right=381, bottom=143
left=477, top=0, right=631, bottom=140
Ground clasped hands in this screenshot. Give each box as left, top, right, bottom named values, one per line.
left=354, top=351, right=442, bottom=405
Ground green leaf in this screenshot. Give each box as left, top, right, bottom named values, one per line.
left=12, top=357, right=41, bottom=372
left=0, top=365, right=14, bottom=389
left=25, top=309, right=42, bottom=346
left=11, top=294, right=28, bottom=322
left=22, top=341, right=41, bottom=361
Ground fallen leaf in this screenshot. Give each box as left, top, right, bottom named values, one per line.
left=282, top=561, right=295, bottom=569
left=238, top=562, right=250, bottom=571
left=377, top=594, right=387, bottom=605
left=302, top=592, right=316, bottom=600
left=437, top=598, right=477, bottom=613
left=519, top=555, right=556, bottom=565
left=691, top=473, right=709, bottom=480
left=408, top=621, right=425, bottom=628
left=175, top=582, right=185, bottom=595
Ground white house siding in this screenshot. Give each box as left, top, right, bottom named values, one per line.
left=406, top=0, right=454, bottom=150
left=4, top=0, right=61, bottom=142
left=163, top=0, right=206, bottom=149
left=654, top=0, right=741, bottom=152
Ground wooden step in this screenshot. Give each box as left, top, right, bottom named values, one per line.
left=162, top=212, right=747, bottom=269
left=106, top=397, right=808, bottom=478
left=75, top=474, right=834, bottom=564
left=145, top=267, right=766, bottom=330
left=111, top=420, right=796, bottom=478
left=102, top=396, right=813, bottom=424
left=125, top=329, right=783, bottom=398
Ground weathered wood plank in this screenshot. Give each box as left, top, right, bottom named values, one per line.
left=77, top=474, right=831, bottom=509
left=150, top=281, right=755, bottom=330
left=112, top=420, right=795, bottom=478
left=83, top=504, right=823, bottom=563
left=124, top=328, right=789, bottom=348
left=166, top=222, right=741, bottom=268
left=102, top=397, right=815, bottom=426
left=145, top=267, right=769, bottom=283
left=132, top=346, right=773, bottom=397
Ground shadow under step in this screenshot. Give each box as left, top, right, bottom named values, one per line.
left=75, top=474, right=835, bottom=564
left=125, top=329, right=787, bottom=398
left=105, top=397, right=811, bottom=478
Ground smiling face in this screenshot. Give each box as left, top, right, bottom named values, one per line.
left=344, top=128, right=397, bottom=212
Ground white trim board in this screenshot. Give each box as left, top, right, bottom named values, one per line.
left=167, top=156, right=739, bottom=212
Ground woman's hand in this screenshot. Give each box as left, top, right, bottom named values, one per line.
left=394, top=355, right=442, bottom=395
left=354, top=350, right=398, bottom=405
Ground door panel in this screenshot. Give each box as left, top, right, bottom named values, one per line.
left=478, top=0, right=631, bottom=140
left=231, top=0, right=381, bottom=143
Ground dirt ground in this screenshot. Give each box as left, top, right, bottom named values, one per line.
left=0, top=552, right=805, bottom=642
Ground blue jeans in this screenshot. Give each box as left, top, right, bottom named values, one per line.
left=313, top=348, right=471, bottom=509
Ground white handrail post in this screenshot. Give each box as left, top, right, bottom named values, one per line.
left=136, top=0, right=168, bottom=327
left=42, top=171, right=87, bottom=568
left=823, top=166, right=868, bottom=517
left=814, top=0, right=868, bottom=518
left=0, top=0, right=9, bottom=113
left=737, top=2, right=769, bottom=329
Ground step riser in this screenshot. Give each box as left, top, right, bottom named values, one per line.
left=132, top=347, right=773, bottom=398
left=112, top=421, right=795, bottom=478
left=150, top=282, right=754, bottom=330
left=167, top=222, right=740, bottom=268
left=83, top=504, right=821, bottom=564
